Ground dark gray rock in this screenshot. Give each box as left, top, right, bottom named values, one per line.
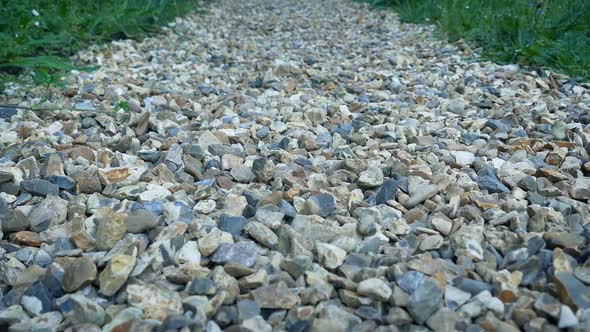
left=211, top=242, right=258, bottom=267
left=376, top=179, right=398, bottom=205
left=304, top=193, right=336, bottom=217
left=237, top=299, right=261, bottom=322
left=125, top=209, right=160, bottom=233
left=188, top=277, right=217, bottom=295
left=20, top=179, right=59, bottom=197
left=477, top=166, right=510, bottom=193
left=218, top=214, right=248, bottom=236
left=0, top=107, right=17, bottom=120
left=407, top=279, right=443, bottom=324
left=397, top=271, right=425, bottom=294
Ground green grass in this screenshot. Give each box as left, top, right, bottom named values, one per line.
left=0, top=0, right=203, bottom=89
left=361, top=0, right=590, bottom=81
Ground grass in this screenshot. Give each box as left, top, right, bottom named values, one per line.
left=361, top=0, right=590, bottom=81
left=0, top=0, right=204, bottom=89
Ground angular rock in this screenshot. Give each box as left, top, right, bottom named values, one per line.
left=99, top=254, right=136, bottom=296
left=210, top=242, right=258, bottom=267
left=127, top=283, right=183, bottom=321
left=316, top=242, right=347, bottom=269
left=20, top=179, right=59, bottom=197
left=62, top=256, right=97, bottom=293
left=252, top=281, right=300, bottom=309
left=357, top=278, right=392, bottom=301
left=407, top=279, right=443, bottom=324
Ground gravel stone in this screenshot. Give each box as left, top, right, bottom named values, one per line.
left=357, top=278, right=392, bottom=301
left=407, top=279, right=443, bottom=324
left=210, top=242, right=258, bottom=267
left=62, top=256, right=97, bottom=293
left=99, top=254, right=135, bottom=296
left=0, top=0, right=589, bottom=329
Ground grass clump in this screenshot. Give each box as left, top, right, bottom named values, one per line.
left=0, top=0, right=203, bottom=88
left=362, top=0, right=590, bottom=80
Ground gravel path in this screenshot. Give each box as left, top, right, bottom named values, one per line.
left=1, top=0, right=590, bottom=331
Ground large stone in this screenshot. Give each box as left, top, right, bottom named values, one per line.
left=376, top=179, right=398, bottom=205
left=450, top=224, right=484, bottom=261
left=176, top=241, right=202, bottom=265
left=477, top=166, right=510, bottom=193
left=316, top=242, right=347, bottom=269
left=230, top=165, right=254, bottom=183
left=358, top=166, right=384, bottom=188
left=218, top=214, right=248, bottom=236
left=252, top=281, right=300, bottom=309
left=99, top=254, right=136, bottom=296
left=544, top=232, right=586, bottom=251
left=22, top=281, right=52, bottom=315
left=431, top=213, right=452, bottom=236
left=69, top=294, right=105, bottom=325
left=570, top=178, right=590, bottom=200
left=397, top=271, right=425, bottom=294
left=127, top=283, right=183, bottom=321
left=554, top=272, right=590, bottom=310
left=451, top=151, right=475, bottom=166
left=252, top=158, right=275, bottom=183
left=20, top=179, right=59, bottom=197
left=125, top=209, right=160, bottom=233
left=244, top=222, right=278, bottom=249
left=404, top=184, right=440, bottom=208
left=407, top=279, right=443, bottom=324
left=28, top=195, right=68, bottom=232
left=62, top=256, right=97, bottom=293
left=210, top=242, right=258, bottom=267
left=95, top=208, right=127, bottom=251
left=357, top=278, right=392, bottom=301
left=304, top=193, right=336, bottom=217
left=0, top=209, right=29, bottom=233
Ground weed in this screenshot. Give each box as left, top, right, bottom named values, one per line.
left=359, top=0, right=590, bottom=80
left=0, top=0, right=203, bottom=89
left=115, top=100, right=130, bottom=113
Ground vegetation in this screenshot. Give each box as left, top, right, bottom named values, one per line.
left=361, top=0, right=590, bottom=80
left=0, top=0, right=203, bottom=88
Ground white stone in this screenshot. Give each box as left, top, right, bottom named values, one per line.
left=451, top=151, right=475, bottom=166
left=176, top=241, right=201, bottom=265
left=357, top=278, right=392, bottom=301
left=316, top=242, right=346, bottom=269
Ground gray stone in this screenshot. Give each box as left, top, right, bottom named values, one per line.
left=69, top=294, right=105, bottom=325
left=252, top=281, right=300, bottom=309
left=407, top=279, right=443, bottom=324
left=99, top=254, right=135, bottom=296
left=62, top=256, right=97, bottom=293
left=304, top=193, right=336, bottom=217
left=230, top=165, right=254, bottom=183
left=316, top=242, right=347, bottom=269
left=28, top=195, right=68, bottom=232
left=357, top=278, right=392, bottom=301
left=244, top=222, right=278, bottom=249
left=95, top=208, right=127, bottom=251
left=397, top=271, right=425, bottom=294
left=127, top=283, right=183, bottom=321
left=252, top=158, right=275, bottom=183
left=211, top=242, right=258, bottom=267
left=404, top=184, right=440, bottom=208
left=358, top=166, right=384, bottom=188
left=20, top=179, right=59, bottom=197
left=125, top=209, right=160, bottom=233
left=376, top=179, right=398, bottom=205
left=559, top=305, right=579, bottom=328
left=0, top=209, right=29, bottom=233
left=188, top=277, right=217, bottom=295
